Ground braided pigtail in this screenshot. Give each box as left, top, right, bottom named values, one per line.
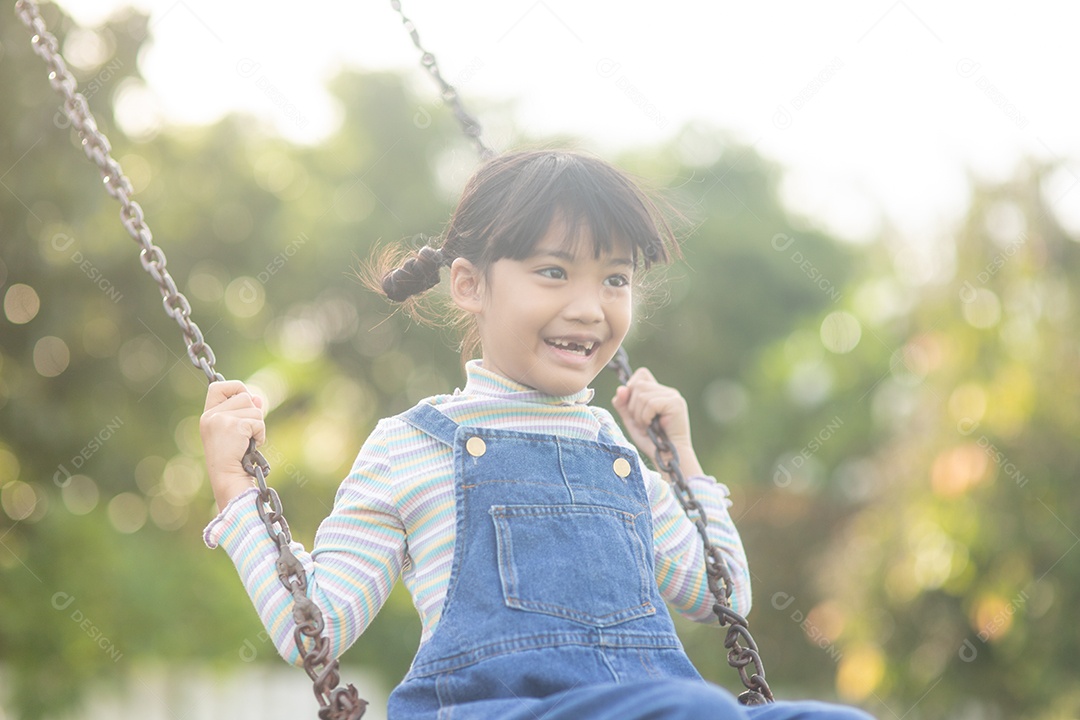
left=362, top=149, right=681, bottom=360
left=381, top=244, right=447, bottom=302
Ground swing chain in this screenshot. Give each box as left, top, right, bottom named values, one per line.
left=17, top=3, right=365, bottom=717
left=15, top=0, right=222, bottom=386
left=608, top=348, right=775, bottom=705
left=389, top=0, right=496, bottom=161
left=245, top=442, right=368, bottom=719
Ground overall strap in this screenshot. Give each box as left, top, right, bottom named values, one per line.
left=403, top=398, right=625, bottom=451
left=399, top=401, right=461, bottom=447
left=596, top=422, right=618, bottom=447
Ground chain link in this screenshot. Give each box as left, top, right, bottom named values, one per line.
left=608, top=347, right=775, bottom=705
left=16, top=1, right=222, bottom=385
left=389, top=0, right=496, bottom=161
left=16, top=2, right=366, bottom=716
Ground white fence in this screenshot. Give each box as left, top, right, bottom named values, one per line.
left=1, top=665, right=389, bottom=720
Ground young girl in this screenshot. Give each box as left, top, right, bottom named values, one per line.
left=201, top=150, right=873, bottom=719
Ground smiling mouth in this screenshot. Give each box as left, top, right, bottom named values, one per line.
left=545, top=339, right=599, bottom=357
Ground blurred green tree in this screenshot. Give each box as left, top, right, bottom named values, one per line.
left=806, top=166, right=1080, bottom=719
left=6, top=4, right=1078, bottom=720
left=1, top=5, right=455, bottom=716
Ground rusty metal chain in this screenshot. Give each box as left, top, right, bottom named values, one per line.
left=244, top=446, right=367, bottom=719
left=608, top=347, right=775, bottom=705
left=389, top=0, right=496, bottom=161
left=15, top=1, right=221, bottom=385
left=15, top=2, right=365, bottom=717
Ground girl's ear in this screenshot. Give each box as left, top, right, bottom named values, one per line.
left=449, top=257, right=484, bottom=314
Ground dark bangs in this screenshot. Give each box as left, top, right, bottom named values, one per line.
left=447, top=151, right=676, bottom=270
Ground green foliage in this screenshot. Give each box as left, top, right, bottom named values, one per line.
left=808, top=168, right=1080, bottom=718
left=1, top=6, right=449, bottom=716
left=2, top=4, right=1078, bottom=720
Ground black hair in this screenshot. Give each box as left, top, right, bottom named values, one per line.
left=368, top=149, right=679, bottom=356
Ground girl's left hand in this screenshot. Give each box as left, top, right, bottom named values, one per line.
left=611, top=367, right=704, bottom=478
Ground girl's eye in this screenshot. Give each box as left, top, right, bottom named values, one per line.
left=604, top=274, right=630, bottom=288
left=538, top=267, right=567, bottom=280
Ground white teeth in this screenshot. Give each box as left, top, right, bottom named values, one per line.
left=548, top=339, right=596, bottom=355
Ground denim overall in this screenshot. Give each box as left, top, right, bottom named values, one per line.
left=387, top=402, right=872, bottom=720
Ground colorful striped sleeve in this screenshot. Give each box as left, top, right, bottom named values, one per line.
left=204, top=420, right=406, bottom=665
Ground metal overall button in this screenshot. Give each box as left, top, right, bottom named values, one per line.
left=613, top=457, right=632, bottom=478
left=466, top=436, right=487, bottom=457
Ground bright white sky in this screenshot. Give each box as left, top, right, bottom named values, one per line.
left=57, top=0, right=1080, bottom=246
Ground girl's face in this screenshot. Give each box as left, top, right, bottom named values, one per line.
left=452, top=219, right=634, bottom=397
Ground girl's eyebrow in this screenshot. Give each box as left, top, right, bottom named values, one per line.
left=532, top=249, right=634, bottom=268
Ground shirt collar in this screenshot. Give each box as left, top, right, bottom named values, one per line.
left=458, top=360, right=595, bottom=406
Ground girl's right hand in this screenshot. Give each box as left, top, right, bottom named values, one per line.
left=200, top=380, right=266, bottom=512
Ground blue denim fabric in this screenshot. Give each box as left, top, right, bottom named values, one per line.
left=387, top=402, right=873, bottom=720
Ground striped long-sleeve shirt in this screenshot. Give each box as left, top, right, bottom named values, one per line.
left=204, top=360, right=751, bottom=666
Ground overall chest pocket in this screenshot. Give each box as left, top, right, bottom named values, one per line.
left=490, top=504, right=656, bottom=627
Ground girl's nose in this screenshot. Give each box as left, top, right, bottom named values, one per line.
left=563, top=287, right=605, bottom=324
